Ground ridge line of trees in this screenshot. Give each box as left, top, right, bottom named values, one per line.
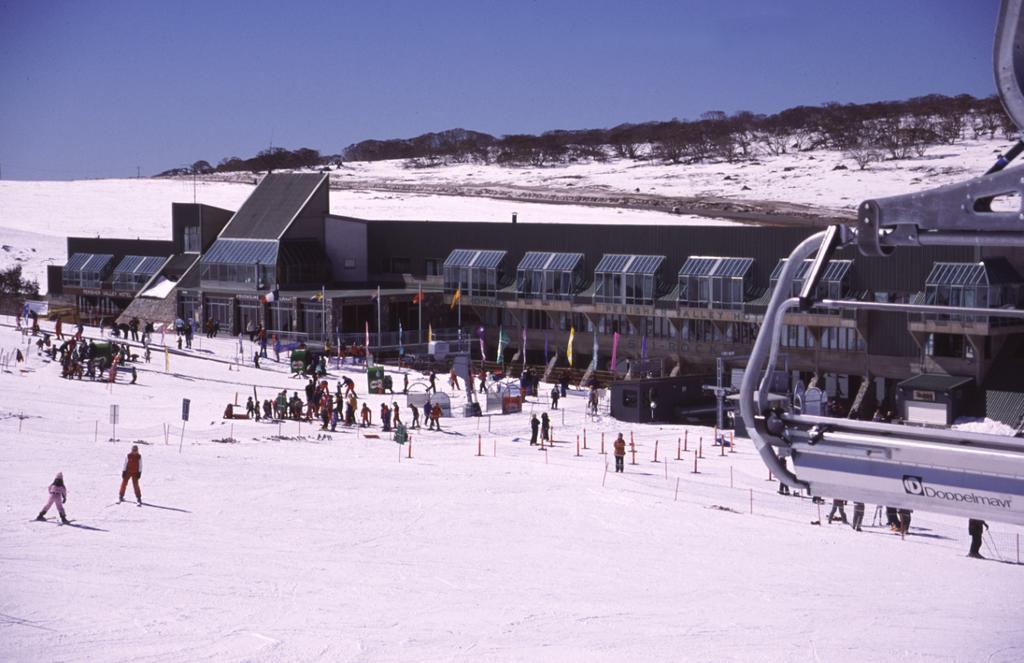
left=159, top=93, right=1017, bottom=176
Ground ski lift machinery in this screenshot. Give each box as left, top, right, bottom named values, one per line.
left=740, top=0, right=1024, bottom=526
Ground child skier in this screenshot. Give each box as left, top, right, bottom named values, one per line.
left=36, top=472, right=70, bottom=523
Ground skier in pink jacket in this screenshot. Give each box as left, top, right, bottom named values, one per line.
left=36, top=472, right=70, bottom=524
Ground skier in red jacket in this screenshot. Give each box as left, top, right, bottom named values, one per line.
left=119, top=445, right=143, bottom=505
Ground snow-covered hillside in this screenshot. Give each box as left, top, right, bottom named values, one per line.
left=1, top=318, right=1023, bottom=661
left=0, top=138, right=1012, bottom=294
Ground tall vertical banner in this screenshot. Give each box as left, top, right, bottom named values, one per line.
left=567, top=327, right=575, bottom=367
left=610, top=331, right=620, bottom=374
left=522, top=326, right=528, bottom=368
left=496, top=326, right=510, bottom=363
left=428, top=323, right=433, bottom=343
left=475, top=326, right=487, bottom=361
left=589, top=331, right=599, bottom=370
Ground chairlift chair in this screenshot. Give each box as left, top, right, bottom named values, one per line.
left=740, top=0, right=1024, bottom=526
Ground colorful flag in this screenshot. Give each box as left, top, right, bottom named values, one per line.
left=428, top=323, right=433, bottom=343
left=412, top=291, right=422, bottom=305
left=567, top=326, right=575, bottom=367
left=496, top=326, right=510, bottom=363
left=259, top=289, right=277, bottom=305
left=450, top=287, right=461, bottom=311
left=611, top=331, right=620, bottom=374
left=312, top=289, right=324, bottom=302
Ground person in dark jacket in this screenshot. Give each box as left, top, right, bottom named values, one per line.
left=968, top=519, right=989, bottom=558
left=540, top=412, right=550, bottom=444
left=529, top=414, right=540, bottom=445
left=550, top=386, right=560, bottom=410
left=36, top=472, right=70, bottom=523
left=119, top=445, right=143, bottom=504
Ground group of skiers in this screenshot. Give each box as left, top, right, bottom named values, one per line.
left=35, top=446, right=144, bottom=524
left=238, top=376, right=445, bottom=433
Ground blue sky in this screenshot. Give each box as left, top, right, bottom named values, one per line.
left=0, top=0, right=999, bottom=180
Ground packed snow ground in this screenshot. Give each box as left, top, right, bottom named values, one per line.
left=322, top=138, right=1007, bottom=209
left=0, top=137, right=1012, bottom=293
left=2, top=318, right=1023, bottom=662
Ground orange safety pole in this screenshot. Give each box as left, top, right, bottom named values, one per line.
left=576, top=435, right=581, bottom=457
left=583, top=429, right=588, bottom=450
left=729, top=431, right=735, bottom=453
left=408, top=436, right=413, bottom=459
left=683, top=429, right=688, bottom=452
left=630, top=441, right=637, bottom=465
left=652, top=440, right=659, bottom=463
left=699, top=437, right=704, bottom=459
left=692, top=449, right=699, bottom=474
left=720, top=437, right=725, bottom=456
left=477, top=434, right=483, bottom=457
left=768, top=468, right=773, bottom=482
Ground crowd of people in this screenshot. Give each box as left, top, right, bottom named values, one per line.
left=238, top=376, right=445, bottom=434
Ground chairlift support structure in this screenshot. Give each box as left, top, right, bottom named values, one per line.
left=740, top=0, right=1024, bottom=526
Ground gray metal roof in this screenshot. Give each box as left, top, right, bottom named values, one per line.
left=679, top=256, right=753, bottom=278
left=898, top=373, right=974, bottom=392
left=112, top=255, right=166, bottom=277
left=517, top=251, right=552, bottom=271
left=65, top=253, right=114, bottom=273
left=473, top=250, right=506, bottom=269
left=627, top=254, right=665, bottom=274
left=517, top=251, right=583, bottom=272
left=771, top=259, right=852, bottom=282
left=64, top=253, right=92, bottom=272
left=595, top=254, right=664, bottom=274
left=201, top=239, right=279, bottom=265
left=443, top=249, right=507, bottom=269
left=926, top=259, right=1022, bottom=286
left=444, top=249, right=477, bottom=268
left=595, top=254, right=631, bottom=273
left=219, top=173, right=325, bottom=240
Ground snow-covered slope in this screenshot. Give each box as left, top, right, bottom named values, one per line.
left=1, top=319, right=1022, bottom=661
left=0, top=138, right=1012, bottom=294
